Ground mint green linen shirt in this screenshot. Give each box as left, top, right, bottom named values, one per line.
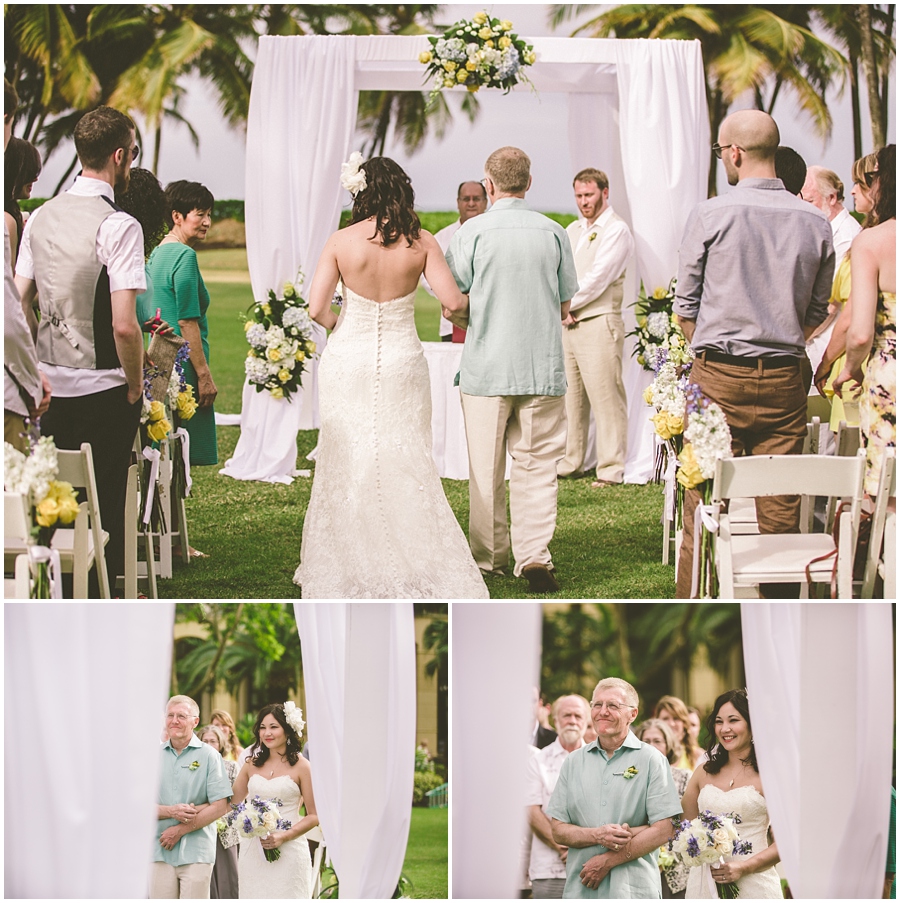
left=154, top=734, right=232, bottom=866
left=546, top=731, right=682, bottom=899
left=446, top=197, right=579, bottom=396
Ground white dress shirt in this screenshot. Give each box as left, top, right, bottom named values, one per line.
left=569, top=205, right=634, bottom=313
left=830, top=206, right=862, bottom=264
left=524, top=736, right=585, bottom=880
left=16, top=176, right=146, bottom=396
left=422, top=219, right=462, bottom=337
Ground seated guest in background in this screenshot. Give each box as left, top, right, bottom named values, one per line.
left=835, top=143, right=896, bottom=502
left=199, top=724, right=240, bottom=900
left=814, top=152, right=879, bottom=433
left=149, top=180, right=218, bottom=469
left=526, top=695, right=590, bottom=899
left=653, top=695, right=702, bottom=770
left=774, top=145, right=806, bottom=196
left=635, top=719, right=691, bottom=899
left=422, top=179, right=487, bottom=341
left=4, top=135, right=42, bottom=263
left=674, top=110, right=834, bottom=599
left=559, top=167, right=634, bottom=487
left=803, top=165, right=864, bottom=384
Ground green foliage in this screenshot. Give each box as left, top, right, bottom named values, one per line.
left=413, top=771, right=444, bottom=804
left=213, top=199, right=245, bottom=222
left=235, top=711, right=257, bottom=749
left=415, top=746, right=435, bottom=773
left=422, top=617, right=448, bottom=684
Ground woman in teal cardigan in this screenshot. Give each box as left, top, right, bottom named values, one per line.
left=148, top=180, right=218, bottom=466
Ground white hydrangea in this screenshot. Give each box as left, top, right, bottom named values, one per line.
left=282, top=306, right=310, bottom=333
left=496, top=47, right=520, bottom=79
left=647, top=311, right=670, bottom=339
left=684, top=402, right=732, bottom=479
left=4, top=436, right=58, bottom=504
left=265, top=326, right=285, bottom=348
left=246, top=323, right=268, bottom=348
left=245, top=357, right=269, bottom=384
left=435, top=37, right=467, bottom=62
left=4, top=443, right=26, bottom=494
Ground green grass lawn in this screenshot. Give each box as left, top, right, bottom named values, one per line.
left=402, top=807, right=448, bottom=899
left=156, top=251, right=676, bottom=599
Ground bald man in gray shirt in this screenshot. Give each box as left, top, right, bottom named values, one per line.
left=674, top=110, right=834, bottom=599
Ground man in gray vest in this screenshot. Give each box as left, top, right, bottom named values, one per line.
left=16, top=105, right=145, bottom=596
left=558, top=169, right=634, bottom=486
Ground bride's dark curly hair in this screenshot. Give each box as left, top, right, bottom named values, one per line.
left=350, top=156, right=421, bottom=247
left=702, top=688, right=758, bottom=775
left=249, top=704, right=301, bottom=768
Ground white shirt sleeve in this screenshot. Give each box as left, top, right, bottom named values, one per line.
left=524, top=749, right=546, bottom=807
left=569, top=219, right=634, bottom=313
left=13, top=204, right=42, bottom=281
left=99, top=213, right=146, bottom=293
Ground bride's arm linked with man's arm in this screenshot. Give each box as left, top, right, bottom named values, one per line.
left=159, top=797, right=230, bottom=850
left=421, top=230, right=470, bottom=330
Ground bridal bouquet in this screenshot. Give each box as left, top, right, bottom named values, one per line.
left=629, top=278, right=692, bottom=372
left=226, top=796, right=293, bottom=862
left=671, top=810, right=752, bottom=899
left=244, top=279, right=317, bottom=401
left=4, top=435, right=79, bottom=597
left=420, top=12, right=535, bottom=102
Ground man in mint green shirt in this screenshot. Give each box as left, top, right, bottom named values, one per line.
left=151, top=695, right=232, bottom=898
left=547, top=678, right=682, bottom=898
left=446, top=146, right=579, bottom=594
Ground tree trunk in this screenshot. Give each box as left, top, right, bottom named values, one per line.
left=153, top=125, right=163, bottom=175
left=707, top=89, right=727, bottom=198
left=879, top=4, right=894, bottom=141
left=849, top=49, right=863, bottom=162
left=197, top=602, right=244, bottom=696
left=858, top=4, right=886, bottom=148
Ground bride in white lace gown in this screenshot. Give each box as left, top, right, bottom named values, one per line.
left=294, top=155, right=489, bottom=598
left=231, top=704, right=318, bottom=899
left=682, top=689, right=783, bottom=899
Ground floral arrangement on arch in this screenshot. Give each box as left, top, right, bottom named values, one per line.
left=629, top=278, right=692, bottom=372
left=244, top=278, right=318, bottom=401
left=419, top=12, right=536, bottom=101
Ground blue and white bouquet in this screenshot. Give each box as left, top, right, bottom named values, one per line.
left=671, top=810, right=752, bottom=898
left=226, top=795, right=293, bottom=862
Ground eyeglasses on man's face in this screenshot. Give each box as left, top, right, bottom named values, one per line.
left=712, top=143, right=741, bottom=159
left=591, top=701, right=631, bottom=714
left=121, top=144, right=140, bottom=162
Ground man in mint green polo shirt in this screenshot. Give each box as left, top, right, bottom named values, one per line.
left=151, top=695, right=232, bottom=899
left=445, top=146, right=579, bottom=594
left=547, top=678, right=682, bottom=898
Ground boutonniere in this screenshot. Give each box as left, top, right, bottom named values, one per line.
left=188, top=760, right=201, bottom=771
left=613, top=765, right=639, bottom=779
left=588, top=232, right=598, bottom=243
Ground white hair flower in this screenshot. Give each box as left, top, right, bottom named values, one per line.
left=340, top=151, right=367, bottom=197
left=283, top=700, right=305, bottom=739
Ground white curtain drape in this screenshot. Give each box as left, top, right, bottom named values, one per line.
left=452, top=602, right=542, bottom=898
left=221, top=36, right=358, bottom=483
left=5, top=602, right=175, bottom=898
left=293, top=603, right=416, bottom=899
left=741, top=603, right=894, bottom=899
left=240, top=35, right=708, bottom=483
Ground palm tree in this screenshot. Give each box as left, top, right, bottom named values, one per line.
left=550, top=4, right=846, bottom=196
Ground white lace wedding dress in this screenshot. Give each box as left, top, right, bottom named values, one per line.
left=294, top=286, right=489, bottom=599
left=238, top=774, right=311, bottom=899
left=685, top=784, right=784, bottom=899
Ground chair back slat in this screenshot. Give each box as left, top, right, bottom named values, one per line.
left=4, top=492, right=31, bottom=540
left=713, top=454, right=866, bottom=502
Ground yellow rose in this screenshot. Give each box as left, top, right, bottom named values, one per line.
left=473, top=11, right=488, bottom=24
left=176, top=389, right=197, bottom=420
left=485, top=39, right=494, bottom=48
left=498, top=36, right=511, bottom=49
left=457, top=69, right=469, bottom=83
left=244, top=320, right=253, bottom=333
left=676, top=443, right=705, bottom=490
left=146, top=417, right=171, bottom=443
left=466, top=60, right=477, bottom=71
left=443, top=76, right=455, bottom=88
left=443, top=59, right=457, bottom=72
left=467, top=84, right=480, bottom=93
left=500, top=19, right=513, bottom=31
left=247, top=348, right=256, bottom=358
left=652, top=286, right=668, bottom=300
left=665, top=411, right=684, bottom=437
left=36, top=496, right=61, bottom=528
left=262, top=302, right=272, bottom=316
left=524, top=50, right=536, bottom=65
left=652, top=411, right=684, bottom=440
left=637, top=315, right=647, bottom=327
left=419, top=50, right=433, bottom=64
left=305, top=340, right=317, bottom=354
left=643, top=385, right=655, bottom=406
left=49, top=482, right=80, bottom=524
left=148, top=400, right=165, bottom=422
left=278, top=368, right=292, bottom=383
left=270, top=386, right=284, bottom=399
left=478, top=26, right=493, bottom=40
left=267, top=347, right=282, bottom=362
left=283, top=283, right=296, bottom=298
left=295, top=349, right=306, bottom=362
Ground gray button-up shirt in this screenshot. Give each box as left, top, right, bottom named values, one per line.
left=674, top=178, right=835, bottom=358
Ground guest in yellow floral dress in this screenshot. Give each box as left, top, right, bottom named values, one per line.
left=835, top=144, right=896, bottom=496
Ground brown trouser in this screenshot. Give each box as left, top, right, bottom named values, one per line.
left=676, top=355, right=809, bottom=598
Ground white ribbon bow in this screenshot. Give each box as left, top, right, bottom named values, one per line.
left=28, top=544, right=63, bottom=598
left=690, top=503, right=719, bottom=598
left=142, top=447, right=161, bottom=525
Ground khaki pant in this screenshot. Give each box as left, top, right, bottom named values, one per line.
left=4, top=412, right=29, bottom=453
left=461, top=393, right=567, bottom=576
left=676, top=356, right=808, bottom=598
left=149, top=861, right=213, bottom=899
left=558, top=314, right=628, bottom=481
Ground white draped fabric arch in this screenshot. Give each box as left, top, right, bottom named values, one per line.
left=453, top=602, right=895, bottom=899
left=223, top=34, right=709, bottom=484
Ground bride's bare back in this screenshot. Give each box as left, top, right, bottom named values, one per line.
left=308, top=217, right=467, bottom=328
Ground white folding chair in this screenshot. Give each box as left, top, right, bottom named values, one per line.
left=4, top=492, right=33, bottom=597
left=712, top=451, right=866, bottom=599
left=307, top=825, right=327, bottom=898
left=862, top=449, right=896, bottom=599
left=124, top=461, right=159, bottom=599
left=824, top=421, right=864, bottom=528
left=54, top=443, right=111, bottom=598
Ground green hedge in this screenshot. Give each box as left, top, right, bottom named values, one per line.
left=413, top=770, right=445, bottom=805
